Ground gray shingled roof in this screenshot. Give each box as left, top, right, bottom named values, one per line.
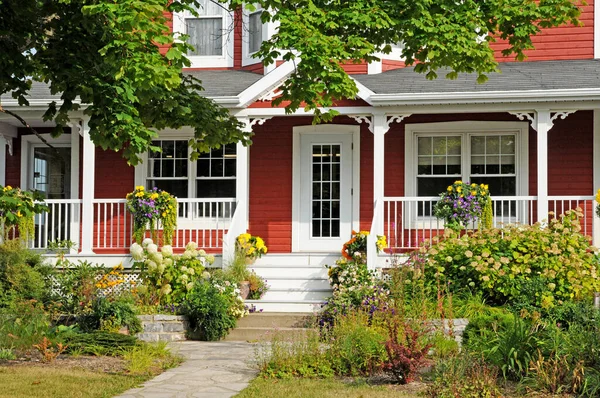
left=0, top=81, right=63, bottom=103
left=186, top=70, right=263, bottom=97
left=0, top=70, right=262, bottom=104
left=354, top=59, right=600, bottom=94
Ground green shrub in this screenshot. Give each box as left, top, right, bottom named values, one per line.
left=327, top=311, right=387, bottom=376
left=464, top=313, right=543, bottom=380
left=78, top=295, right=142, bottom=334
left=0, top=300, right=51, bottom=350
left=0, top=240, right=47, bottom=307
left=426, top=353, right=502, bottom=398
left=61, top=331, right=139, bottom=356
left=183, top=275, right=243, bottom=341
left=48, top=260, right=104, bottom=315
left=256, top=330, right=334, bottom=379
left=420, top=208, right=600, bottom=309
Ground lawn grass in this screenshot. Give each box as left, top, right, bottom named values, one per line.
left=236, top=377, right=423, bottom=398
left=0, top=366, right=147, bottom=398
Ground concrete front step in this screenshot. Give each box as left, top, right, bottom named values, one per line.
left=236, top=312, right=315, bottom=328
left=262, top=277, right=330, bottom=290
left=250, top=266, right=329, bottom=279
left=224, top=326, right=314, bottom=342
left=226, top=312, right=318, bottom=342
left=253, top=253, right=339, bottom=267
left=245, top=299, right=325, bottom=313
left=260, top=289, right=331, bottom=301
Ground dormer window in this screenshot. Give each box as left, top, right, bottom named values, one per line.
left=248, top=5, right=263, bottom=54
left=186, top=1, right=224, bottom=56
left=174, top=0, right=234, bottom=68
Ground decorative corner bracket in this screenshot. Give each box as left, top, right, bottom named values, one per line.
left=550, top=110, right=577, bottom=126
left=258, top=87, right=281, bottom=102
left=249, top=117, right=273, bottom=127
left=349, top=115, right=373, bottom=132
left=386, top=114, right=412, bottom=130
left=0, top=134, right=13, bottom=156
left=67, top=120, right=84, bottom=137
left=509, top=111, right=537, bottom=127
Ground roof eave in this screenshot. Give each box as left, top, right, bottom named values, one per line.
left=368, top=88, right=600, bottom=106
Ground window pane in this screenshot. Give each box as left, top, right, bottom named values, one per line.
left=211, top=159, right=224, bottom=177
left=175, top=160, right=188, bottom=177
left=162, top=141, right=175, bottom=158
left=249, top=11, right=262, bottom=53
left=432, top=137, right=448, bottom=155
left=501, top=136, right=516, bottom=154
left=471, top=136, right=485, bottom=155
left=486, top=155, right=500, bottom=174
left=417, top=177, right=457, bottom=196
left=148, top=180, right=188, bottom=198
left=432, top=156, right=446, bottom=175
left=501, top=155, right=515, bottom=174
left=176, top=141, right=188, bottom=158
left=447, top=136, right=461, bottom=155
left=197, top=159, right=210, bottom=177
left=470, top=177, right=515, bottom=196
left=224, top=159, right=236, bottom=177
left=162, top=159, right=174, bottom=177
left=486, top=136, right=500, bottom=154
left=149, top=159, right=161, bottom=178
left=418, top=137, right=432, bottom=155
left=187, top=18, right=223, bottom=56
left=418, top=157, right=432, bottom=175
left=471, top=156, right=485, bottom=174
left=196, top=179, right=236, bottom=198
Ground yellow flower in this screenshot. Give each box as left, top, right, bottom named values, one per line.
left=456, top=187, right=462, bottom=193
left=454, top=180, right=462, bottom=185
left=135, top=185, right=145, bottom=191
left=471, top=183, right=477, bottom=187
left=447, top=186, right=453, bottom=192
left=16, top=211, right=22, bottom=218
left=135, top=192, right=144, bottom=198
left=471, top=191, right=476, bottom=196
left=3, top=185, right=12, bottom=191
left=150, top=193, right=159, bottom=200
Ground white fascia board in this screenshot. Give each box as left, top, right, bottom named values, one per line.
left=351, top=77, right=375, bottom=105
left=369, top=88, right=600, bottom=106
left=233, top=106, right=375, bottom=118
left=236, top=60, right=299, bottom=108
left=210, top=96, right=243, bottom=106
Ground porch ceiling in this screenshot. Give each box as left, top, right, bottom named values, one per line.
left=353, top=59, right=600, bottom=94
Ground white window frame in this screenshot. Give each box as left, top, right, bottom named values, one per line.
left=241, top=4, right=270, bottom=67
left=404, top=121, right=529, bottom=227
left=173, top=2, right=234, bottom=68
left=20, top=133, right=79, bottom=199
left=134, top=130, right=238, bottom=227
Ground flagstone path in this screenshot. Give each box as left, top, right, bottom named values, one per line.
left=114, top=341, right=258, bottom=398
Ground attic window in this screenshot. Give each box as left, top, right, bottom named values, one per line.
left=185, top=0, right=226, bottom=56
left=248, top=5, right=263, bottom=54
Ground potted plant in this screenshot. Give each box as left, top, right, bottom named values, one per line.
left=226, top=233, right=269, bottom=299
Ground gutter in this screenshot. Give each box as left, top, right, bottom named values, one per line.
left=368, top=88, right=600, bottom=106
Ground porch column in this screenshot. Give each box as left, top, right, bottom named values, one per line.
left=535, top=110, right=551, bottom=223
left=372, top=114, right=386, bottom=216
left=80, top=119, right=95, bottom=255
left=593, top=110, right=600, bottom=247
left=0, top=135, right=6, bottom=186
left=237, top=117, right=252, bottom=230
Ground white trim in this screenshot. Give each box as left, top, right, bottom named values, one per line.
left=593, top=110, right=600, bottom=247
left=80, top=119, right=95, bottom=255
left=292, top=125, right=360, bottom=252
left=20, top=133, right=79, bottom=198
left=369, top=88, right=600, bottom=106
left=367, top=60, right=382, bottom=75
left=0, top=135, right=6, bottom=186
left=535, top=110, right=551, bottom=222
left=172, top=5, right=234, bottom=68
left=237, top=60, right=298, bottom=107
left=595, top=0, right=600, bottom=59
left=404, top=121, right=529, bottom=226
left=241, top=4, right=269, bottom=67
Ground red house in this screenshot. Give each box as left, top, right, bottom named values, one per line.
left=1, top=2, right=599, bottom=311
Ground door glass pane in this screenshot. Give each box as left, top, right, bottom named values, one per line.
left=33, top=147, right=71, bottom=199
left=311, top=144, right=341, bottom=238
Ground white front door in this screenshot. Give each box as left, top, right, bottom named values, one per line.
left=296, top=132, right=354, bottom=251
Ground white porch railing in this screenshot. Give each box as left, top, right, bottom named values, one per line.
left=31, top=199, right=82, bottom=250
left=27, top=198, right=237, bottom=252
left=91, top=198, right=237, bottom=251
left=379, top=195, right=596, bottom=253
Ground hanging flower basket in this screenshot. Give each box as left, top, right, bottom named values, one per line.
left=126, top=186, right=177, bottom=245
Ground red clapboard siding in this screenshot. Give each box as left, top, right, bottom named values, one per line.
left=249, top=116, right=371, bottom=252
left=341, top=61, right=368, bottom=74
left=157, top=11, right=173, bottom=56
left=248, top=98, right=370, bottom=108
left=493, top=2, right=594, bottom=62
left=241, top=62, right=264, bottom=73
left=382, top=59, right=406, bottom=72
left=5, top=137, right=21, bottom=188
left=94, top=148, right=134, bottom=198
left=234, top=8, right=243, bottom=68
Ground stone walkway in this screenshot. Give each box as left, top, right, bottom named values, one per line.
left=115, top=341, right=258, bottom=398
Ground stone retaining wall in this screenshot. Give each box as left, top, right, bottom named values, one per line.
left=136, top=314, right=189, bottom=342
